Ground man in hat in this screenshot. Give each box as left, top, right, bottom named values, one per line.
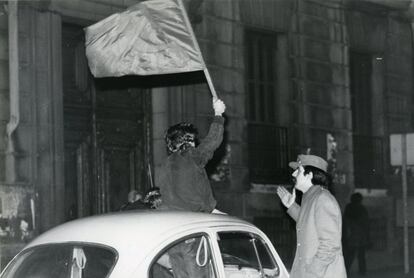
left=277, top=154, right=346, bottom=278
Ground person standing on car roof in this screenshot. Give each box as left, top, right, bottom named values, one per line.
left=277, top=154, right=347, bottom=278
left=158, top=98, right=226, bottom=214
left=157, top=98, right=226, bottom=278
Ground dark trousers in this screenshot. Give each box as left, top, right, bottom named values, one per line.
left=345, top=245, right=366, bottom=275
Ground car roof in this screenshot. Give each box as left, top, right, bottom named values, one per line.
left=16, top=212, right=285, bottom=278
left=26, top=210, right=253, bottom=252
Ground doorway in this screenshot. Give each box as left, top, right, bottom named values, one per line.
left=62, top=24, right=151, bottom=221
left=350, top=51, right=384, bottom=189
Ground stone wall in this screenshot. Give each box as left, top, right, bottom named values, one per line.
left=385, top=17, right=413, bottom=133
left=0, top=3, right=8, bottom=183
left=291, top=0, right=351, bottom=207
left=231, top=0, right=352, bottom=218
left=346, top=4, right=414, bottom=268
left=199, top=0, right=246, bottom=215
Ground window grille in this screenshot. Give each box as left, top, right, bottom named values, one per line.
left=248, top=123, right=290, bottom=183
left=246, top=30, right=290, bottom=184
left=253, top=216, right=296, bottom=267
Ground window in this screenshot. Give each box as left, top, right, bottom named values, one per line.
left=2, top=244, right=116, bottom=278
left=150, top=234, right=217, bottom=278
left=217, top=231, right=280, bottom=278
left=246, top=30, right=289, bottom=184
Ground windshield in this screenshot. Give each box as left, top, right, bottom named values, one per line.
left=1, top=243, right=117, bottom=278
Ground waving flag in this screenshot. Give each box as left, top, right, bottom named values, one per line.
left=85, top=0, right=205, bottom=78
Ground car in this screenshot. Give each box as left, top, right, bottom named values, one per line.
left=0, top=211, right=290, bottom=278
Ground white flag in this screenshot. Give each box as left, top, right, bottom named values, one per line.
left=85, top=0, right=205, bottom=77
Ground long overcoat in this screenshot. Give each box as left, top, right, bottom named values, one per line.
left=287, top=185, right=347, bottom=278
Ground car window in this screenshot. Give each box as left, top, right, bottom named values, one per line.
left=1, top=244, right=116, bottom=278
left=149, top=234, right=217, bottom=278
left=217, top=231, right=280, bottom=278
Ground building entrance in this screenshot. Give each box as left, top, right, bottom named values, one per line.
left=62, top=24, right=151, bottom=220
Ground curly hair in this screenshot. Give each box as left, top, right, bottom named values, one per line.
left=165, top=122, right=199, bottom=155
left=144, top=187, right=162, bottom=209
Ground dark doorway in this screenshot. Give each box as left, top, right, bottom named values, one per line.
left=350, top=51, right=384, bottom=189
left=350, top=52, right=373, bottom=135
left=62, top=24, right=151, bottom=221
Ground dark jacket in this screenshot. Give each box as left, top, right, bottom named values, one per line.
left=159, top=116, right=224, bottom=212
left=119, top=200, right=150, bottom=211
left=343, top=202, right=369, bottom=247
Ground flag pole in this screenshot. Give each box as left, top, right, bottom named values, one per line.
left=177, top=0, right=218, bottom=100
left=203, top=68, right=218, bottom=100
left=147, top=163, right=154, bottom=188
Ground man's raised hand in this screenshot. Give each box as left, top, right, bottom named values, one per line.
left=276, top=186, right=296, bottom=208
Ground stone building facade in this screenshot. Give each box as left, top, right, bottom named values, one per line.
left=1, top=0, right=413, bottom=271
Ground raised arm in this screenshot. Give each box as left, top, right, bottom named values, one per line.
left=192, top=99, right=226, bottom=167
left=277, top=186, right=300, bottom=221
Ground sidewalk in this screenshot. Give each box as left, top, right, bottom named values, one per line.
left=348, top=266, right=412, bottom=278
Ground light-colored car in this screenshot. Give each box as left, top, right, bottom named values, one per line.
left=1, top=211, right=289, bottom=278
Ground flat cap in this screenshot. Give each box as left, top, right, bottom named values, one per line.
left=288, top=154, right=328, bottom=172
